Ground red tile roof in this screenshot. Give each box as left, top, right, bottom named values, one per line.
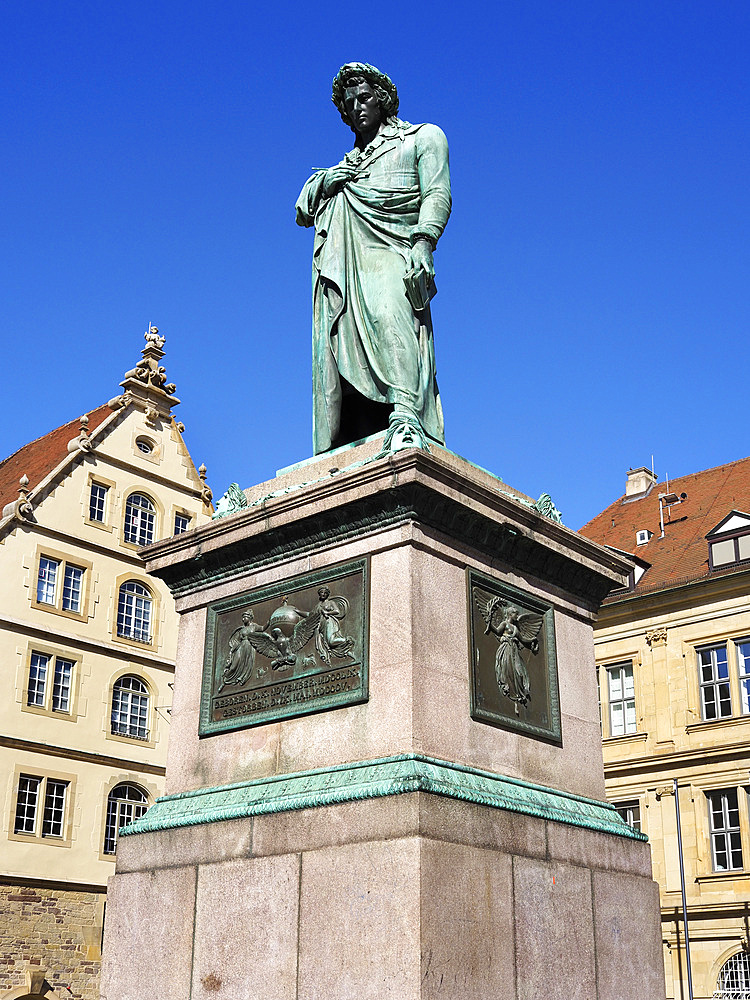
left=0, top=404, right=113, bottom=511
left=579, top=457, right=750, bottom=597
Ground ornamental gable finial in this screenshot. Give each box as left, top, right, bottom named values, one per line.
left=118, top=323, right=181, bottom=414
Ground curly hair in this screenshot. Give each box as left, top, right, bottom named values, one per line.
left=331, top=62, right=400, bottom=129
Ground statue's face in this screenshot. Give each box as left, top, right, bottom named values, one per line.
left=343, top=81, right=381, bottom=135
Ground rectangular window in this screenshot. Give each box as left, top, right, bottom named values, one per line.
left=737, top=641, right=750, bottom=716
left=711, top=534, right=750, bottom=568
left=13, top=775, right=69, bottom=840
left=698, top=645, right=732, bottom=720
left=27, top=651, right=49, bottom=707
left=61, top=565, right=83, bottom=612
left=173, top=512, right=191, bottom=535
left=14, top=775, right=41, bottom=834
left=35, top=555, right=86, bottom=616
left=708, top=789, right=743, bottom=871
left=614, top=800, right=641, bottom=832
left=52, top=658, right=73, bottom=713
left=26, top=652, right=74, bottom=714
left=89, top=483, right=108, bottom=523
left=607, top=662, right=636, bottom=736
left=41, top=779, right=68, bottom=837
left=36, top=557, right=58, bottom=605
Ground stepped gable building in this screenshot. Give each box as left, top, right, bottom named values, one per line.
left=580, top=459, right=750, bottom=1000
left=0, top=328, right=213, bottom=1000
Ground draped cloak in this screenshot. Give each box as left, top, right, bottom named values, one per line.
left=295, top=120, right=451, bottom=454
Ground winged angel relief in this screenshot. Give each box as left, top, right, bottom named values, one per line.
left=217, top=588, right=355, bottom=693
left=474, top=592, right=543, bottom=715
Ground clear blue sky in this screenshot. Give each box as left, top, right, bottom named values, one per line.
left=3, top=1, right=748, bottom=529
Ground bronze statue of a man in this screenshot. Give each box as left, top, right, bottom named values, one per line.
left=296, top=63, right=451, bottom=454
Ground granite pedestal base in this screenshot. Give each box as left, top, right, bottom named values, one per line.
left=102, top=790, right=663, bottom=1000
left=100, top=443, right=665, bottom=1000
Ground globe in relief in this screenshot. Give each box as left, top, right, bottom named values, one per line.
left=268, top=599, right=305, bottom=638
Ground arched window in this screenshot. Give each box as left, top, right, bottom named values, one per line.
left=103, top=783, right=148, bottom=855
left=117, top=581, right=153, bottom=644
left=717, top=952, right=750, bottom=998
left=123, top=493, right=156, bottom=545
left=111, top=675, right=150, bottom=740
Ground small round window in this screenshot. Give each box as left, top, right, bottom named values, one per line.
left=135, top=437, right=154, bottom=455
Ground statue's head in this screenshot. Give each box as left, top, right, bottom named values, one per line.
left=318, top=586, right=331, bottom=600
left=332, top=62, right=399, bottom=132
left=242, top=609, right=254, bottom=623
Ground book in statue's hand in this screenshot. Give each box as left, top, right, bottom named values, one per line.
left=403, top=267, right=437, bottom=313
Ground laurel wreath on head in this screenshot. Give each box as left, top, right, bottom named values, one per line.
left=331, top=62, right=400, bottom=128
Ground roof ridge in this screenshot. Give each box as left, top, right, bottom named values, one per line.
left=656, top=455, right=750, bottom=487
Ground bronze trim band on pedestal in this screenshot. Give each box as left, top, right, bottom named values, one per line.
left=120, top=753, right=646, bottom=842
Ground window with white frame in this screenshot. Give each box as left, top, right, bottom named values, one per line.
left=36, top=556, right=85, bottom=614
left=614, top=800, right=641, bottom=832
left=606, top=662, right=636, bottom=736
left=135, top=437, right=154, bottom=455
left=27, top=652, right=74, bottom=713
left=698, top=645, right=732, bottom=720
left=716, top=952, right=750, bottom=998
left=111, top=675, right=150, bottom=740
left=103, top=783, right=149, bottom=854
left=89, top=482, right=109, bottom=523
left=737, top=640, right=750, bottom=716
left=710, top=533, right=750, bottom=569
left=123, top=493, right=156, bottom=545
left=707, top=788, right=743, bottom=872
left=173, top=512, right=191, bottom=535
left=13, top=774, right=69, bottom=839
left=116, top=581, right=153, bottom=644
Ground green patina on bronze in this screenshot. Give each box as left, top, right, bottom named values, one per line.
left=468, top=570, right=562, bottom=746
left=297, top=63, right=451, bottom=455
left=120, top=753, right=646, bottom=842
left=200, top=559, right=369, bottom=736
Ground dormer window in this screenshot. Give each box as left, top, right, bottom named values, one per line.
left=636, top=530, right=653, bottom=546
left=707, top=511, right=750, bottom=570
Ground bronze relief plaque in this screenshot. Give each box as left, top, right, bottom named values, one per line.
left=467, top=569, right=561, bottom=745
left=199, top=559, right=369, bottom=736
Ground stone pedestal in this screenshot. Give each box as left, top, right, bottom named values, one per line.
left=100, top=443, right=666, bottom=1000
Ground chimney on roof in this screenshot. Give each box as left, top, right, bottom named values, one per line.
left=625, top=466, right=658, bottom=498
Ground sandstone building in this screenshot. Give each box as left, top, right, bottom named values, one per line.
left=580, top=460, right=750, bottom=1000
left=0, top=328, right=212, bottom=1000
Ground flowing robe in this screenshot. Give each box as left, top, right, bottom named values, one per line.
left=295, top=120, right=451, bottom=454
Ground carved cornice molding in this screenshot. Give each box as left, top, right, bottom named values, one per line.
left=121, top=754, right=646, bottom=843
left=148, top=478, right=619, bottom=607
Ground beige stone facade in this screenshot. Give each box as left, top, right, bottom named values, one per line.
left=0, top=329, right=212, bottom=999
left=581, top=460, right=750, bottom=1000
